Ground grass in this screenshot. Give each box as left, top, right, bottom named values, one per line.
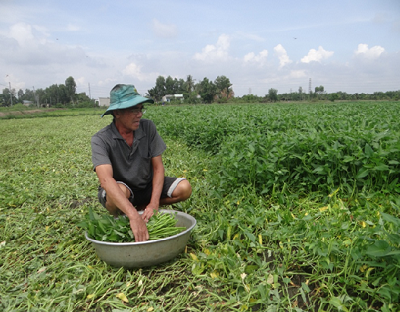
left=1, top=102, right=399, bottom=311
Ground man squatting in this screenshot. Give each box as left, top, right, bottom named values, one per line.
left=91, top=84, right=192, bottom=242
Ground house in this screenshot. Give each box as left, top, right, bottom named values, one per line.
left=161, top=94, right=184, bottom=103
left=23, top=100, right=33, bottom=107
left=98, top=97, right=110, bottom=107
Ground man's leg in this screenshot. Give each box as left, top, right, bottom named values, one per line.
left=104, top=183, right=131, bottom=216
left=159, top=179, right=192, bottom=206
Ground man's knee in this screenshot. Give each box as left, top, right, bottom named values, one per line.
left=103, top=183, right=131, bottom=216
left=175, top=179, right=192, bottom=200
left=118, top=183, right=131, bottom=199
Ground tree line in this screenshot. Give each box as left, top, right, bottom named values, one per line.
left=0, top=76, right=93, bottom=108
left=147, top=78, right=399, bottom=104
left=1, top=74, right=399, bottom=107
left=146, top=75, right=234, bottom=104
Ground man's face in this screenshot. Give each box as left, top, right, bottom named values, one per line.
left=115, top=105, right=145, bottom=131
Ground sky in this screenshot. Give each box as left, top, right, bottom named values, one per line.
left=1, top=0, right=400, bottom=99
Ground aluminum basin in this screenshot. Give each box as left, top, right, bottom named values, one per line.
left=85, top=209, right=196, bottom=269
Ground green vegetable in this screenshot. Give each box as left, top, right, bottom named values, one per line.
left=78, top=207, right=186, bottom=242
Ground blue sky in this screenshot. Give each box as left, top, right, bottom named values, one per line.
left=1, top=0, right=399, bottom=99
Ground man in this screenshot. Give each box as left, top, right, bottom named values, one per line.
left=91, top=84, right=192, bottom=242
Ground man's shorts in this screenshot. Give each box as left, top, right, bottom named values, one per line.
left=97, top=177, right=186, bottom=209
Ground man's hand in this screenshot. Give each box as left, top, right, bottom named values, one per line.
left=141, top=155, right=163, bottom=223
left=129, top=216, right=149, bottom=242
left=141, top=204, right=158, bottom=223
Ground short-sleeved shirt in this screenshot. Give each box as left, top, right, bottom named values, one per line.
left=91, top=119, right=166, bottom=190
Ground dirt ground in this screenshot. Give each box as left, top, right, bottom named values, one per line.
left=0, top=108, right=63, bottom=117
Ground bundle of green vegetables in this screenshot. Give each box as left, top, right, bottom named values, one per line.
left=78, top=208, right=186, bottom=242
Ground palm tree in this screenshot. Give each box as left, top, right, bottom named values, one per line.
left=186, top=75, right=195, bottom=93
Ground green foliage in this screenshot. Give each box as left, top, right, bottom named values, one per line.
left=328, top=93, right=339, bottom=102
left=268, top=88, right=278, bottom=102
left=65, top=76, right=77, bottom=102
left=147, top=75, right=187, bottom=102
left=78, top=208, right=186, bottom=242
left=1, top=87, right=17, bottom=107
left=215, top=75, right=233, bottom=100
left=1, top=103, right=399, bottom=311
left=199, top=77, right=217, bottom=103
left=151, top=102, right=400, bottom=199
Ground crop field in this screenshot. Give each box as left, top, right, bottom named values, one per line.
left=1, top=101, right=399, bottom=311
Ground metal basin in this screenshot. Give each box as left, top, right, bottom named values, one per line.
left=85, top=209, right=196, bottom=269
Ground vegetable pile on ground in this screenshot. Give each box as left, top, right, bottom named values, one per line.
left=78, top=208, right=187, bottom=242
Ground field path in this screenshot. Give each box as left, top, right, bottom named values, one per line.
left=0, top=108, right=65, bottom=116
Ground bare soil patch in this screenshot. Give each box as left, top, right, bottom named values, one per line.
left=0, top=108, right=65, bottom=117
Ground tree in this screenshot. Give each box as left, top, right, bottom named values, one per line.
left=314, top=85, right=325, bottom=100
left=165, top=76, right=177, bottom=95
left=185, top=91, right=201, bottom=104
left=328, top=93, right=339, bottom=102
left=17, top=89, right=24, bottom=102
left=34, top=88, right=45, bottom=107
left=268, top=88, right=278, bottom=102
left=45, top=84, right=60, bottom=106
left=58, top=84, right=70, bottom=104
left=315, top=86, right=324, bottom=94
left=298, top=86, right=304, bottom=100
left=176, top=78, right=186, bottom=94
left=199, top=77, right=217, bottom=103
left=65, top=76, right=76, bottom=103
left=148, top=76, right=166, bottom=102
left=23, top=89, right=35, bottom=102
left=2, top=88, right=17, bottom=106
left=185, top=75, right=195, bottom=93
left=214, top=75, right=233, bottom=100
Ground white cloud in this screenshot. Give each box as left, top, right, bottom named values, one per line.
left=243, top=50, right=268, bottom=65
left=1, top=22, right=86, bottom=66
left=193, top=34, right=230, bottom=62
left=66, top=24, right=80, bottom=32
left=355, top=43, right=385, bottom=59
left=122, top=62, right=159, bottom=83
left=3, top=73, right=25, bottom=91
left=123, top=62, right=142, bottom=78
left=98, top=78, right=116, bottom=87
left=289, top=70, right=306, bottom=78
left=274, top=44, right=292, bottom=68
left=301, top=46, right=334, bottom=63
left=152, top=19, right=177, bottom=38
left=76, top=76, right=86, bottom=87
left=9, top=22, right=36, bottom=47
left=236, top=31, right=265, bottom=42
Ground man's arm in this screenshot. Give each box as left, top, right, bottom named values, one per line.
left=95, top=164, right=149, bottom=242
left=141, top=155, right=165, bottom=221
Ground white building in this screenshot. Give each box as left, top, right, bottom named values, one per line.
left=98, top=97, right=110, bottom=107
left=162, top=94, right=184, bottom=103
left=23, top=100, right=34, bottom=107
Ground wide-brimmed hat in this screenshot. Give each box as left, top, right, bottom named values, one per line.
left=102, top=84, right=154, bottom=117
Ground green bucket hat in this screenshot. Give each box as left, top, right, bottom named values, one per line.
left=102, top=84, right=154, bottom=117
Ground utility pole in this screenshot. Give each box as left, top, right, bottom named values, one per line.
left=88, top=83, right=91, bottom=99
left=9, top=82, right=13, bottom=106
left=33, top=86, right=39, bottom=107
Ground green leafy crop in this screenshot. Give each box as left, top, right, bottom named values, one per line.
left=78, top=207, right=187, bottom=242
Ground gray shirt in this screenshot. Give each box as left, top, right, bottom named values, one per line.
left=91, top=119, right=166, bottom=190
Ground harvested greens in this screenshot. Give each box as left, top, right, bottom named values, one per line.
left=78, top=208, right=186, bottom=242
